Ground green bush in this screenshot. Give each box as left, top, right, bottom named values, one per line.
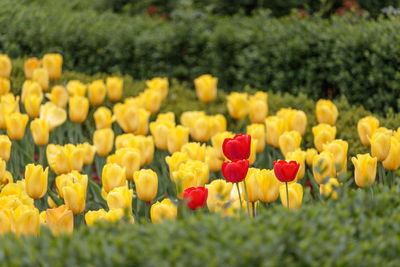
left=1, top=183, right=400, bottom=266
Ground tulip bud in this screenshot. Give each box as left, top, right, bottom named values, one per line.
left=133, top=169, right=158, bottom=202
left=279, top=183, right=303, bottom=210
left=12, top=205, right=40, bottom=236
left=21, top=81, right=42, bottom=104
left=107, top=186, right=133, bottom=210
left=249, top=139, right=258, bottom=165
left=106, top=77, right=123, bottom=102
left=167, top=125, right=189, bottom=154
left=172, top=160, right=209, bottom=198
left=323, top=139, right=348, bottom=176
left=190, top=115, right=212, bottom=142
left=37, top=131, right=55, bottom=162
left=243, top=168, right=261, bottom=202
left=0, top=135, right=11, bottom=162
left=94, top=107, right=114, bottom=130
left=352, top=153, right=377, bottom=187
left=285, top=149, right=306, bottom=180
left=150, top=120, right=175, bottom=150
left=24, top=94, right=43, bottom=118
left=305, top=148, right=318, bottom=166
left=64, top=144, right=84, bottom=172
left=206, top=146, right=223, bottom=172
left=211, top=131, right=234, bottom=159
left=45, top=205, right=73, bottom=235
left=33, top=68, right=49, bottom=91
left=102, top=163, right=126, bottom=193
left=78, top=142, right=96, bottom=165
left=181, top=142, right=207, bottom=162
left=205, top=179, right=233, bottom=212
left=47, top=145, right=84, bottom=175
left=45, top=85, right=69, bottom=109
left=55, top=171, right=88, bottom=199
left=115, top=148, right=141, bottom=180
left=265, top=116, right=285, bottom=148
left=247, top=124, right=266, bottom=153
left=370, top=129, right=392, bottom=162
left=258, top=169, right=280, bottom=203
left=316, top=99, right=338, bottom=125
left=24, top=164, right=48, bottom=199
left=312, top=151, right=336, bottom=184
left=249, top=91, right=268, bottom=124
left=67, top=80, right=87, bottom=97
left=0, top=209, right=11, bottom=235
left=0, top=78, right=10, bottom=96
left=194, top=74, right=217, bottom=103
left=222, top=159, right=249, bottom=183
left=382, top=137, right=400, bottom=171
left=5, top=112, right=29, bottom=140
left=93, top=128, right=114, bottom=157
left=0, top=55, right=12, bottom=79
left=0, top=93, right=20, bottom=129
left=312, top=123, right=336, bottom=152
left=24, top=57, right=40, bottom=79
left=88, top=80, right=106, bottom=106
left=150, top=198, right=177, bottom=223
left=43, top=53, right=63, bottom=80
left=113, top=103, right=140, bottom=133
left=277, top=108, right=308, bottom=136
left=227, top=92, right=249, bottom=119
left=183, top=186, right=208, bottom=210
left=146, top=77, right=169, bottom=101
left=320, top=178, right=340, bottom=200
left=165, top=152, right=189, bottom=179
left=68, top=95, right=89, bottom=122
left=39, top=102, right=67, bottom=131
left=279, top=131, right=302, bottom=157
left=62, top=183, right=86, bottom=214
left=209, top=114, right=227, bottom=137
left=141, top=89, right=162, bottom=114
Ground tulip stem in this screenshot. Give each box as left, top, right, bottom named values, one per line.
left=251, top=202, right=256, bottom=217
left=235, top=183, right=243, bottom=213
left=242, top=180, right=251, bottom=218
left=144, top=200, right=150, bottom=222
left=285, top=182, right=290, bottom=209
left=379, top=163, right=385, bottom=185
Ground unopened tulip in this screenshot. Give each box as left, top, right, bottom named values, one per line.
left=247, top=124, right=265, bottom=153
left=146, top=77, right=169, bottom=101
left=39, top=102, right=67, bottom=131
left=45, top=205, right=73, bottom=235
left=133, top=108, right=151, bottom=136
left=88, top=80, right=106, bottom=106
left=45, top=85, right=69, bottom=109
left=249, top=91, right=268, bottom=124
left=323, top=139, right=348, bottom=176
left=0, top=78, right=10, bottom=95
left=141, top=89, right=162, bottom=114
left=382, top=137, right=400, bottom=170
left=370, top=129, right=392, bottom=162
left=222, top=134, right=251, bottom=161
left=150, top=120, right=174, bottom=150
left=181, top=142, right=207, bottom=162
left=12, top=205, right=40, bottom=236
left=42, top=53, right=62, bottom=80
left=305, top=148, right=318, bottom=166
left=64, top=144, right=84, bottom=172
left=312, top=123, right=336, bottom=152
left=265, top=116, right=285, bottom=148
left=211, top=131, right=234, bottom=159
left=206, top=146, right=223, bottom=172
left=273, top=160, right=300, bottom=183
left=190, top=115, right=211, bottom=142
left=0, top=94, right=19, bottom=129
left=249, top=139, right=258, bottom=165
left=107, top=186, right=133, bottom=210
left=62, top=182, right=86, bottom=214
left=93, top=128, right=114, bottom=157
left=194, top=74, right=217, bottom=103
left=205, top=179, right=233, bottom=212
left=47, top=145, right=84, bottom=175
left=21, top=81, right=42, bottom=104
left=0, top=55, right=11, bottom=79
left=285, top=149, right=306, bottom=180
left=167, top=125, right=189, bottom=154
left=55, top=171, right=88, bottom=199
left=106, top=77, right=123, bottom=102
left=243, top=168, right=261, bottom=202
left=316, top=99, right=338, bottom=125
left=279, top=131, right=301, bottom=157
left=24, top=93, right=43, bottom=118
left=258, top=169, right=280, bottom=203
left=183, top=187, right=208, bottom=210
left=180, top=111, right=205, bottom=128
left=115, top=148, right=141, bottom=180
left=85, top=209, right=107, bottom=226
left=67, top=80, right=86, bottom=97
left=0, top=209, right=11, bottom=235
left=279, top=183, right=303, bottom=210
left=0, top=135, right=11, bottom=162
left=313, top=151, right=336, bottom=184
left=126, top=135, right=154, bottom=166
left=25, top=164, right=48, bottom=199
left=113, top=103, right=140, bottom=133
left=102, top=163, right=126, bottom=193
left=78, top=142, right=96, bottom=165
left=227, top=92, right=249, bottom=119
left=278, top=108, right=308, bottom=136
left=151, top=198, right=177, bottom=223
left=209, top=114, right=227, bottom=137
left=94, top=107, right=114, bottom=130
left=320, top=178, right=340, bottom=200
left=134, top=169, right=158, bottom=202
left=69, top=95, right=89, bottom=123
left=165, top=152, right=189, bottom=178
left=352, top=153, right=377, bottom=187
left=5, top=112, right=29, bottom=140
left=33, top=68, right=49, bottom=91
left=172, top=160, right=209, bottom=198
left=222, top=159, right=249, bottom=183
left=24, top=57, right=40, bottom=79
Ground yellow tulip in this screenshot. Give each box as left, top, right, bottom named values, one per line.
left=357, top=116, right=379, bottom=146
left=85, top=209, right=107, bottom=226
left=5, top=112, right=29, bottom=140
left=323, top=139, right=348, bottom=176
left=313, top=151, right=336, bottom=184
left=279, top=131, right=302, bottom=157
left=243, top=168, right=261, bottom=202
left=42, top=53, right=63, bottom=80
left=209, top=114, right=227, bottom=137
left=279, top=183, right=303, bottom=210
left=320, top=178, right=340, bottom=200
left=258, top=169, right=280, bottom=203
left=265, top=116, right=285, bottom=148
left=172, top=160, right=209, bottom=198
left=45, top=85, right=69, bottom=109
left=278, top=108, right=308, bottom=136
left=48, top=196, right=57, bottom=209
left=24, top=57, right=40, bottom=80
left=88, top=80, right=106, bottom=106
left=102, top=163, right=126, bottom=193
left=305, top=148, right=318, bottom=166
left=140, top=89, right=162, bottom=114
left=0, top=94, right=19, bottom=129
left=167, top=125, right=189, bottom=154
left=285, top=149, right=306, bottom=180
left=0, top=135, right=11, bottom=162
left=394, top=127, right=400, bottom=142
left=94, top=107, right=114, bottom=130
left=106, top=77, right=123, bottom=102
left=132, top=135, right=154, bottom=166
left=247, top=124, right=266, bottom=153
left=67, top=80, right=87, bottom=97
left=156, top=112, right=175, bottom=124
left=0, top=171, right=13, bottom=187
left=211, top=131, right=234, bottom=159
left=113, top=103, right=140, bottom=133
left=227, top=92, right=249, bottom=119
left=150, top=120, right=175, bottom=150
left=0, top=159, right=6, bottom=183
left=69, top=96, right=89, bottom=123
left=190, top=115, right=211, bottom=142
left=93, top=128, right=114, bottom=157
left=146, top=77, right=169, bottom=101
left=205, top=179, right=232, bottom=212
left=62, top=182, right=86, bottom=214
left=12, top=205, right=40, bottom=236
left=24, top=93, right=42, bottom=118
left=45, top=205, right=73, bottom=235
left=47, top=144, right=84, bottom=174
left=249, top=91, right=268, bottom=124
left=33, top=68, right=49, bottom=91
left=0, top=78, right=10, bottom=95
left=78, top=142, right=96, bottom=165
left=133, top=108, right=150, bottom=136
left=107, top=186, right=133, bottom=210
left=134, top=169, right=158, bottom=202
left=352, top=153, right=377, bottom=187
left=150, top=198, right=177, bottom=223
left=25, top=164, right=48, bottom=199
left=249, top=139, right=258, bottom=165
left=206, top=146, right=223, bottom=172
left=370, top=130, right=392, bottom=162
left=0, top=209, right=11, bottom=235
left=194, top=74, right=217, bottom=103
left=0, top=55, right=11, bottom=79
left=180, top=111, right=205, bottom=129
left=316, top=99, right=338, bottom=125
left=180, top=142, right=207, bottom=162
left=382, top=137, right=400, bottom=171
left=115, top=148, right=141, bottom=180
left=21, top=81, right=42, bottom=104
left=39, top=102, right=67, bottom=131
left=65, top=144, right=85, bottom=172
left=165, top=152, right=189, bottom=179
left=312, top=123, right=337, bottom=152
left=55, top=171, right=88, bottom=199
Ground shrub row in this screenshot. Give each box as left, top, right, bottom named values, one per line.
left=1, top=183, right=400, bottom=266
left=3, top=1, right=400, bottom=113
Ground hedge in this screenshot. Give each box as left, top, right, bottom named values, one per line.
left=3, top=1, right=400, bottom=113
left=1, top=183, right=400, bottom=266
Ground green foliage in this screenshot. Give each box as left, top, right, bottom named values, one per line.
left=1, top=184, right=400, bottom=266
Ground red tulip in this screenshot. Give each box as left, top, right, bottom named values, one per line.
left=273, top=160, right=300, bottom=183
left=183, top=187, right=208, bottom=210
left=222, top=159, right=249, bottom=183
left=222, top=134, right=251, bottom=161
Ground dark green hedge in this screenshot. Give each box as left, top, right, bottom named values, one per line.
left=1, top=184, right=400, bottom=266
